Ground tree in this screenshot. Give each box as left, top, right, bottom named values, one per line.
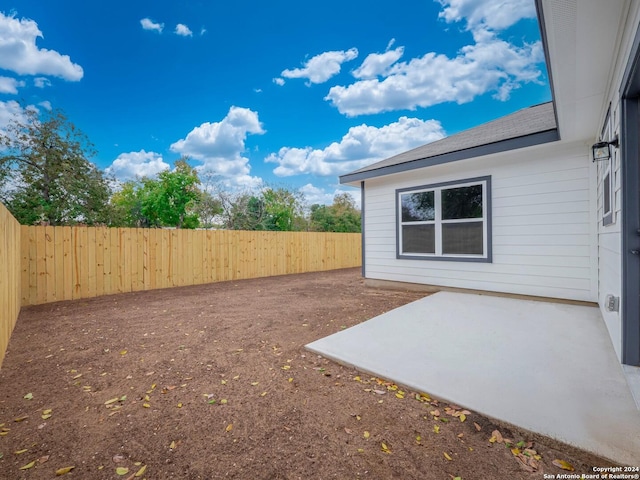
left=0, top=107, right=112, bottom=225
left=191, top=170, right=223, bottom=228
left=191, top=190, right=223, bottom=229
left=216, top=186, right=306, bottom=231
left=109, top=180, right=146, bottom=227
left=262, top=187, right=306, bottom=231
left=310, top=193, right=361, bottom=232
left=218, top=191, right=265, bottom=230
left=110, top=159, right=202, bottom=228
left=144, top=159, right=201, bottom=228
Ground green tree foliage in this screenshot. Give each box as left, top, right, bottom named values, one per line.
left=192, top=190, right=223, bottom=229
left=110, top=159, right=202, bottom=228
left=218, top=191, right=265, bottom=230
left=0, top=107, right=112, bottom=225
left=262, top=187, right=306, bottom=231
left=310, top=193, right=361, bottom=232
left=217, top=186, right=306, bottom=231
left=109, top=180, right=143, bottom=227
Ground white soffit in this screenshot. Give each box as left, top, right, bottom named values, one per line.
left=542, top=0, right=628, bottom=141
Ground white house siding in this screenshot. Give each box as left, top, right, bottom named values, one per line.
left=593, top=101, right=622, bottom=359
left=364, top=140, right=597, bottom=302
left=593, top=2, right=640, bottom=361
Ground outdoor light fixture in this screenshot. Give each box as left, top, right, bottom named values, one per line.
left=592, top=136, right=619, bottom=162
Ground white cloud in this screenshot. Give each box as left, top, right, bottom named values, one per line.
left=273, top=77, right=285, bottom=86
left=200, top=27, right=207, bottom=36
left=299, top=183, right=360, bottom=208
left=170, top=106, right=265, bottom=188
left=0, top=76, right=24, bottom=94
left=106, top=150, right=170, bottom=181
left=0, top=12, right=83, bottom=80
left=140, top=18, right=164, bottom=33
left=38, top=100, right=52, bottom=110
left=266, top=116, right=445, bottom=177
left=352, top=46, right=404, bottom=79
left=281, top=48, right=358, bottom=85
left=0, top=100, right=29, bottom=134
left=33, top=76, right=51, bottom=88
left=437, top=0, right=536, bottom=31
left=175, top=24, right=193, bottom=37
left=325, top=0, right=542, bottom=116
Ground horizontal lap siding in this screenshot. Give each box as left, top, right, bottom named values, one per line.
left=0, top=204, right=20, bottom=368
left=596, top=100, right=623, bottom=359
left=363, top=142, right=596, bottom=301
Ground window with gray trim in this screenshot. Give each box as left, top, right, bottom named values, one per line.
left=600, top=105, right=615, bottom=226
left=397, top=177, right=490, bottom=261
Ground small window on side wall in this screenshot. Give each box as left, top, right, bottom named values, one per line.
left=603, top=168, right=612, bottom=224
left=397, top=176, right=491, bottom=262
left=601, top=105, right=615, bottom=226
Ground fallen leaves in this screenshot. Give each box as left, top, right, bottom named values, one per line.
left=552, top=459, right=575, bottom=471
left=488, top=429, right=543, bottom=472
left=116, top=466, right=129, bottom=475
left=18, top=455, right=49, bottom=471
left=135, top=464, right=147, bottom=477
left=23, top=393, right=33, bottom=400
left=380, top=442, right=391, bottom=454
left=445, top=406, right=471, bottom=422
left=55, top=466, right=75, bottom=476
left=443, top=452, right=453, bottom=461
left=19, top=460, right=36, bottom=470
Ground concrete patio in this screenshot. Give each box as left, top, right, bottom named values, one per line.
left=306, top=291, right=640, bottom=465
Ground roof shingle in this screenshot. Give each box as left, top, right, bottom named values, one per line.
left=340, top=102, right=558, bottom=184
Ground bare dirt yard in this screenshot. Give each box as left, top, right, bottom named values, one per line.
left=0, top=268, right=612, bottom=479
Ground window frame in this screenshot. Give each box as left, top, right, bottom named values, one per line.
left=602, top=162, right=613, bottom=225
left=396, top=176, right=492, bottom=263
left=600, top=106, right=615, bottom=226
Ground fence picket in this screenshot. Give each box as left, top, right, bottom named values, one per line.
left=16, top=227, right=360, bottom=306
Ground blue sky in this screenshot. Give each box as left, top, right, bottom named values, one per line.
left=0, top=0, right=550, bottom=206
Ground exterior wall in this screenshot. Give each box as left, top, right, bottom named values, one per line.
left=594, top=1, right=640, bottom=361
left=363, top=140, right=597, bottom=302
left=595, top=101, right=623, bottom=359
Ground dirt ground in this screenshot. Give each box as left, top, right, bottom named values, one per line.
left=0, top=268, right=613, bottom=479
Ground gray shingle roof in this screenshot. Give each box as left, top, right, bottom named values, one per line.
left=340, top=102, right=558, bottom=184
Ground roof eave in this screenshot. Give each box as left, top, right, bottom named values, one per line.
left=339, top=127, right=560, bottom=185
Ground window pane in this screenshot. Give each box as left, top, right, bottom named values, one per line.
left=442, top=222, right=483, bottom=255
left=402, top=224, right=435, bottom=254
left=442, top=185, right=483, bottom=220
left=604, top=172, right=611, bottom=215
left=401, top=191, right=434, bottom=222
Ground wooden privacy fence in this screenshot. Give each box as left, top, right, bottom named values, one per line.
left=0, top=203, right=21, bottom=368
left=21, top=227, right=361, bottom=306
